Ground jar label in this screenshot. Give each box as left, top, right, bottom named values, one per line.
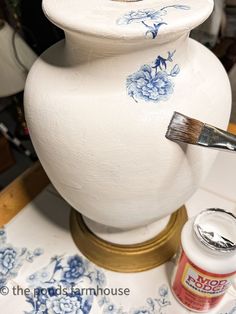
left=172, top=250, right=235, bottom=312
left=181, top=263, right=230, bottom=297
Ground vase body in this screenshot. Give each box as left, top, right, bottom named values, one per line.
left=24, top=0, right=231, bottom=231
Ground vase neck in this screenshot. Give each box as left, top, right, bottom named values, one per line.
left=64, top=30, right=190, bottom=65
left=43, top=0, right=213, bottom=50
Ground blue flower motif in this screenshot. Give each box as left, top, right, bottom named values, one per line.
left=117, top=9, right=165, bottom=25
left=156, top=284, right=171, bottom=309
left=34, top=248, right=44, bottom=256
left=25, top=253, right=171, bottom=314
left=159, top=284, right=168, bottom=298
left=91, top=269, right=106, bottom=286
left=26, top=255, right=94, bottom=314
left=27, top=269, right=52, bottom=287
left=0, top=228, right=6, bottom=245
left=27, top=273, right=38, bottom=284
left=103, top=303, right=119, bottom=314
left=0, top=229, right=6, bottom=237
left=26, top=285, right=93, bottom=314
left=117, top=5, right=191, bottom=39
left=34, top=286, right=52, bottom=307
left=127, top=66, right=174, bottom=103
left=68, top=256, right=85, bottom=269
left=127, top=51, right=179, bottom=103
left=63, top=256, right=86, bottom=283
left=0, top=247, right=17, bottom=276
left=143, top=22, right=167, bottom=39
left=0, top=229, right=43, bottom=289
left=46, top=295, right=83, bottom=314
left=97, top=296, right=109, bottom=307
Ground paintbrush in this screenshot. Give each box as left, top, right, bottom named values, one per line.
left=165, top=112, right=236, bottom=152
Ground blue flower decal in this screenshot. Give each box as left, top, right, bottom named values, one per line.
left=25, top=255, right=95, bottom=314
left=0, top=247, right=17, bottom=276
left=117, top=5, right=191, bottom=39
left=103, top=303, right=119, bottom=314
left=127, top=66, right=173, bottom=102
left=0, top=228, right=7, bottom=245
left=156, top=284, right=171, bottom=310
left=127, top=51, right=179, bottom=103
left=25, top=253, right=172, bottom=314
left=46, top=295, right=84, bottom=314
left=117, top=9, right=165, bottom=25
left=158, top=284, right=169, bottom=298
left=26, top=285, right=92, bottom=314
left=130, top=285, right=171, bottom=314
left=90, top=269, right=106, bottom=287
left=0, top=227, right=43, bottom=288
left=63, top=256, right=87, bottom=283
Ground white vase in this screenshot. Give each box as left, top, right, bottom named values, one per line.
left=24, top=0, right=231, bottom=244
left=0, top=21, right=37, bottom=97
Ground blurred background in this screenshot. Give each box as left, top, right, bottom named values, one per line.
left=0, top=0, right=235, bottom=190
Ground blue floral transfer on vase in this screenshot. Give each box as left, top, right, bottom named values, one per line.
left=127, top=51, right=180, bottom=103
left=24, top=253, right=172, bottom=314
left=0, top=227, right=43, bottom=287
left=117, top=5, right=190, bottom=39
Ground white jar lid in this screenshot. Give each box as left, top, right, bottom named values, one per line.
left=194, top=209, right=236, bottom=253
left=42, top=0, right=213, bottom=40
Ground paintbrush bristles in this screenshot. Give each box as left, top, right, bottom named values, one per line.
left=166, top=112, right=204, bottom=144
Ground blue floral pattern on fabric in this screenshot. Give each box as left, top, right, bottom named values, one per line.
left=117, top=5, right=190, bottom=39
left=127, top=51, right=179, bottom=103
left=24, top=254, right=172, bottom=314
left=0, top=227, right=43, bottom=287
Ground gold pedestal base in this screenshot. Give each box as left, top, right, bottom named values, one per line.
left=70, top=206, right=187, bottom=273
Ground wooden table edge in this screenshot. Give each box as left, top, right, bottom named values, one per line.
left=0, top=161, right=49, bottom=227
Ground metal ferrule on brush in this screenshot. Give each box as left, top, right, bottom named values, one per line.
left=166, top=112, right=236, bottom=153
left=198, top=124, right=236, bottom=152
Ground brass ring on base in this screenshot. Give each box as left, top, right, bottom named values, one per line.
left=70, top=206, right=187, bottom=273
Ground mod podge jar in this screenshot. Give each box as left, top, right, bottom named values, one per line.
left=172, top=208, right=236, bottom=312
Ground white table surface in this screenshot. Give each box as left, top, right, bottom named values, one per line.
left=1, top=151, right=236, bottom=314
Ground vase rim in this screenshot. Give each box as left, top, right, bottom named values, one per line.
left=43, top=0, right=213, bottom=40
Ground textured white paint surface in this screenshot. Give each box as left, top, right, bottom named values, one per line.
left=24, top=0, right=231, bottom=231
